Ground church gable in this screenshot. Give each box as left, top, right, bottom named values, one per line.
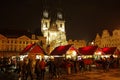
left=17, top=35, right=30, bottom=40
left=49, top=23, right=59, bottom=31
left=0, top=34, right=7, bottom=39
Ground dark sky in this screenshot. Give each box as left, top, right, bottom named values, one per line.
left=1, top=0, right=120, bottom=42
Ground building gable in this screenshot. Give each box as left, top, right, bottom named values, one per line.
left=0, top=34, right=7, bottom=39
left=17, top=35, right=31, bottom=40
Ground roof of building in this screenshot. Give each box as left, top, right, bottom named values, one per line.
left=101, top=47, right=116, bottom=54
left=20, top=43, right=46, bottom=55
left=78, top=46, right=98, bottom=55
left=50, top=44, right=78, bottom=55
left=0, top=28, right=43, bottom=39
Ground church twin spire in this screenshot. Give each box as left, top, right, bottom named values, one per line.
left=41, top=0, right=67, bottom=50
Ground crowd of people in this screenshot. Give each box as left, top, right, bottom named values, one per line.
left=0, top=55, right=120, bottom=80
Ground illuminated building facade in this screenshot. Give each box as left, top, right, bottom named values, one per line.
left=0, top=34, right=46, bottom=57
left=68, top=39, right=87, bottom=49
left=94, top=29, right=120, bottom=50
left=41, top=10, right=67, bottom=52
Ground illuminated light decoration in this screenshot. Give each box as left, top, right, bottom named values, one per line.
left=66, top=55, right=71, bottom=59
left=77, top=56, right=82, bottom=60
left=71, top=51, right=77, bottom=56
left=91, top=42, right=94, bottom=45
left=36, top=55, right=41, bottom=59
left=66, top=50, right=77, bottom=56
left=19, top=55, right=28, bottom=61
left=113, top=55, right=118, bottom=58
left=94, top=51, right=103, bottom=60
left=94, top=51, right=102, bottom=55
left=50, top=56, right=54, bottom=59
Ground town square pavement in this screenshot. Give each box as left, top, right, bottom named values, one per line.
left=0, top=68, right=120, bottom=80
left=58, top=69, right=120, bottom=80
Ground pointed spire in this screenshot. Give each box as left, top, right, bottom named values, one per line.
left=42, top=0, right=49, bottom=18
left=56, top=0, right=64, bottom=20
left=96, top=33, right=101, bottom=39
left=95, top=33, right=101, bottom=42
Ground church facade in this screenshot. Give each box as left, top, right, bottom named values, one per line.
left=41, top=10, right=67, bottom=52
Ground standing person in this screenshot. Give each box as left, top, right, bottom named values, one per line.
left=66, top=59, right=72, bottom=75
left=73, top=60, right=78, bottom=73
left=26, top=59, right=34, bottom=80
left=39, top=58, right=46, bottom=80
left=21, top=58, right=28, bottom=80
left=47, top=58, right=57, bottom=79
left=35, top=59, right=40, bottom=80
left=79, top=59, right=85, bottom=73
left=102, top=57, right=108, bottom=72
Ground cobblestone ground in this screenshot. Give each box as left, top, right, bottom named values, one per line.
left=0, top=68, right=120, bottom=80
left=59, top=69, right=120, bottom=80
left=45, top=68, right=120, bottom=80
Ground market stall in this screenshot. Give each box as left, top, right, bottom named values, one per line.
left=19, top=43, right=47, bottom=60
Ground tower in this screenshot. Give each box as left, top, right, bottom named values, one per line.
left=41, top=10, right=50, bottom=34
left=41, top=0, right=67, bottom=52
left=56, top=12, right=65, bottom=32
left=55, top=11, right=67, bottom=46
left=41, top=10, right=51, bottom=45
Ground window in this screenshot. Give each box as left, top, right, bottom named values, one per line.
left=20, top=41, right=22, bottom=44
left=11, top=40, right=13, bottom=43
left=15, top=41, right=17, bottom=44
left=60, top=24, right=62, bottom=27
left=2, top=40, right=4, bottom=43
left=45, top=22, right=47, bottom=27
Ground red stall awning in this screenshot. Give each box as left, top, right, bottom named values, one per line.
left=20, top=43, right=46, bottom=55
left=78, top=46, right=98, bottom=55
left=102, top=47, right=116, bottom=55
left=50, top=44, right=78, bottom=55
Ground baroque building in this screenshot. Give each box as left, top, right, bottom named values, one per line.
left=0, top=34, right=46, bottom=57
left=94, top=29, right=120, bottom=50
left=68, top=39, right=87, bottom=49
left=41, top=10, right=67, bottom=52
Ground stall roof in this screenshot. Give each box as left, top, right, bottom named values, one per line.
left=50, top=44, right=77, bottom=55
left=78, top=46, right=98, bottom=55
left=114, top=49, right=120, bottom=55
left=20, top=43, right=46, bottom=55
left=21, top=44, right=35, bottom=53
left=102, top=47, right=116, bottom=55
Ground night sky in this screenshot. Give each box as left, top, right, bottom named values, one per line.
left=1, top=0, right=120, bottom=42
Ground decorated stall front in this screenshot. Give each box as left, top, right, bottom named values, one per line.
left=20, top=43, right=47, bottom=60
left=101, top=47, right=117, bottom=58
left=78, top=46, right=98, bottom=59
left=50, top=44, right=79, bottom=60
